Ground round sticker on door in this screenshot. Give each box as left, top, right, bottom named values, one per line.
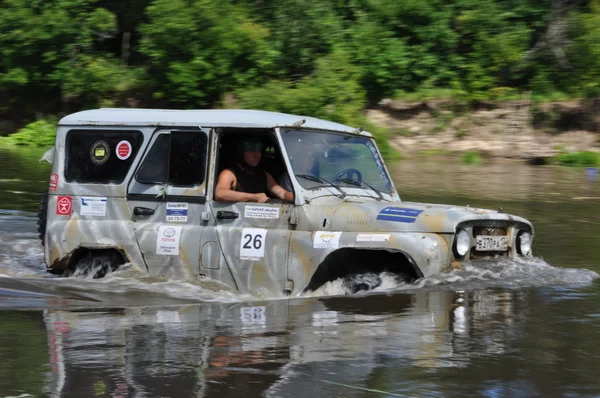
left=90, top=141, right=110, bottom=165
left=116, top=140, right=132, bottom=160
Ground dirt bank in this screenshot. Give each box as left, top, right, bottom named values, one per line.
left=367, top=99, right=600, bottom=160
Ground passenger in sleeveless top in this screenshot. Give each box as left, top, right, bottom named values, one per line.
left=215, top=138, right=294, bottom=203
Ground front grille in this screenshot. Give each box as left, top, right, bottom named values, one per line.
left=472, top=226, right=507, bottom=236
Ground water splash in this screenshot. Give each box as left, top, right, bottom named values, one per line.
left=303, top=272, right=406, bottom=297
left=302, top=257, right=599, bottom=298
left=1, top=212, right=597, bottom=303
left=412, top=257, right=600, bottom=291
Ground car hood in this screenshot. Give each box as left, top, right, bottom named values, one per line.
left=301, top=198, right=533, bottom=234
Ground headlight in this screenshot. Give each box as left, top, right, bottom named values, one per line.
left=517, top=231, right=532, bottom=255
left=453, top=229, right=471, bottom=258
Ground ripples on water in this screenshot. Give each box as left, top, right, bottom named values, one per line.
left=0, top=214, right=597, bottom=308
left=2, top=154, right=600, bottom=397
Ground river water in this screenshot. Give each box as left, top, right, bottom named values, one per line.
left=1, top=147, right=599, bottom=397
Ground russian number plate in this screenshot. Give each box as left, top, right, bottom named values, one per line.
left=476, top=235, right=507, bottom=251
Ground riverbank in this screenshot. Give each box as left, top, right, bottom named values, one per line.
left=368, top=99, right=600, bottom=161
left=2, top=100, right=600, bottom=166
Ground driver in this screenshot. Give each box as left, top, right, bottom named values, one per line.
left=215, top=137, right=294, bottom=203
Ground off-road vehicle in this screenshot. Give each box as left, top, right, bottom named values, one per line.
left=38, top=109, right=534, bottom=295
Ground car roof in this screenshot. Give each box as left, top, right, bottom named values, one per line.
left=58, top=108, right=372, bottom=137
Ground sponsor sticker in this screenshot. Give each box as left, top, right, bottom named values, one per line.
left=376, top=207, right=423, bottom=223
left=116, top=140, right=132, bottom=160
left=90, top=141, right=110, bottom=165
left=80, top=197, right=107, bottom=217
left=166, top=202, right=188, bottom=222
left=156, top=225, right=182, bottom=255
left=49, top=174, right=58, bottom=191
left=56, top=196, right=72, bottom=215
left=240, top=228, right=267, bottom=260
left=313, top=231, right=342, bottom=249
left=244, top=205, right=280, bottom=220
left=356, top=233, right=390, bottom=242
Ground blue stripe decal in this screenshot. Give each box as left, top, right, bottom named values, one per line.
left=377, top=207, right=423, bottom=223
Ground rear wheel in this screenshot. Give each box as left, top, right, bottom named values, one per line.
left=65, top=249, right=125, bottom=279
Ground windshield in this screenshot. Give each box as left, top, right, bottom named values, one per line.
left=281, top=129, right=393, bottom=194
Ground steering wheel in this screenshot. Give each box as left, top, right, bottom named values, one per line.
left=334, top=168, right=362, bottom=184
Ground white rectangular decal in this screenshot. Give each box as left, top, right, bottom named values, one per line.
left=357, top=233, right=390, bottom=242
left=244, top=205, right=280, bottom=220
left=240, top=228, right=267, bottom=260
left=156, top=226, right=183, bottom=255
left=166, top=202, right=188, bottom=222
left=313, top=231, right=342, bottom=249
left=80, top=197, right=107, bottom=216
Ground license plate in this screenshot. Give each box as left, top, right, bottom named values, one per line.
left=476, top=235, right=507, bottom=251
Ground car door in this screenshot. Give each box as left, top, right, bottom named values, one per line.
left=127, top=128, right=210, bottom=279
left=203, top=133, right=294, bottom=295
left=208, top=200, right=295, bottom=295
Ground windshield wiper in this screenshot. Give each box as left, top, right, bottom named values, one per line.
left=336, top=178, right=387, bottom=201
left=295, top=174, right=347, bottom=199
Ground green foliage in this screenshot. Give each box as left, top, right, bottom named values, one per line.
left=456, top=129, right=468, bottom=139
left=0, top=0, right=600, bottom=139
left=555, top=151, right=600, bottom=167
left=0, top=0, right=125, bottom=112
left=569, top=0, right=600, bottom=97
left=0, top=119, right=57, bottom=147
left=138, top=0, right=278, bottom=106
left=235, top=49, right=366, bottom=122
left=461, top=150, right=483, bottom=165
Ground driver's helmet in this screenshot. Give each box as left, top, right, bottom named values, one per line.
left=236, top=137, right=263, bottom=157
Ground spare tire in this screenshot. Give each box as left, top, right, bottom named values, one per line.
left=37, top=190, right=49, bottom=246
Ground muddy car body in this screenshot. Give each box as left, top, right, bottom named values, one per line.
left=40, top=109, right=534, bottom=295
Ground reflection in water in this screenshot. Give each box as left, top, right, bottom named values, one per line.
left=1, top=153, right=600, bottom=397
left=38, top=290, right=534, bottom=398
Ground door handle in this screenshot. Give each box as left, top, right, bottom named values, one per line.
left=133, top=207, right=155, bottom=216
left=216, top=211, right=239, bottom=220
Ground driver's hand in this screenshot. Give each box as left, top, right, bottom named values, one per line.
left=253, top=193, right=269, bottom=203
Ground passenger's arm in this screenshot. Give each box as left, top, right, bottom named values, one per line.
left=215, top=170, right=269, bottom=203
left=266, top=172, right=294, bottom=202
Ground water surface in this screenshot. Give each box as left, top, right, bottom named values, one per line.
left=1, top=148, right=599, bottom=397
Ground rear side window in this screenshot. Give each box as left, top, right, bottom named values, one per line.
left=65, top=130, right=143, bottom=183
left=136, top=131, right=207, bottom=186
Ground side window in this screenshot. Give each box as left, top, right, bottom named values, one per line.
left=136, top=132, right=207, bottom=187
left=136, top=134, right=169, bottom=184
left=65, top=130, right=143, bottom=183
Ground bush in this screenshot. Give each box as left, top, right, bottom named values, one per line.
left=0, top=119, right=57, bottom=148
left=555, top=151, right=600, bottom=167
left=461, top=150, right=483, bottom=165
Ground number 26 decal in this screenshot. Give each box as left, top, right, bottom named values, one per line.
left=240, top=228, right=267, bottom=261
left=242, top=233, right=263, bottom=250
